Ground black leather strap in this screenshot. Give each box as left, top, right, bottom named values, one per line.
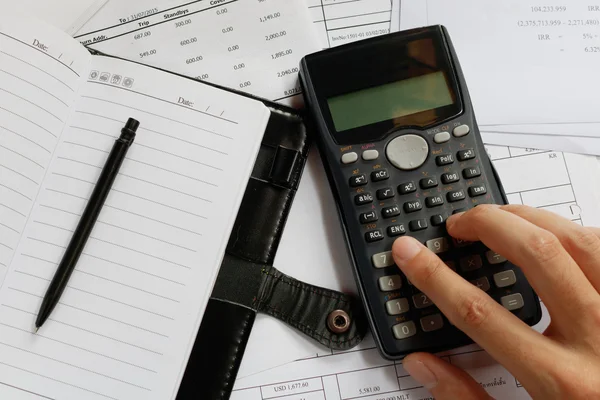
left=211, top=255, right=368, bottom=350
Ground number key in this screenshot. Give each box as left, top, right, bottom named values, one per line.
left=386, top=298, right=409, bottom=315
left=379, top=275, right=402, bottom=291
left=372, top=251, right=393, bottom=268
left=426, top=237, right=450, bottom=254
left=392, top=321, right=417, bottom=340
left=413, top=292, right=433, bottom=309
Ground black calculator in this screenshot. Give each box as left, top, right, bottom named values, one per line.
left=299, top=26, right=542, bottom=359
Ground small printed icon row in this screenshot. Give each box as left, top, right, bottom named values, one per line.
left=88, top=70, right=134, bottom=88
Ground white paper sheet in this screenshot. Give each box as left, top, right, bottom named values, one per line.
left=396, top=0, right=600, bottom=127
left=0, top=15, right=270, bottom=400
left=482, top=131, right=600, bottom=156
left=74, top=0, right=320, bottom=107
left=235, top=146, right=600, bottom=394
left=306, top=0, right=393, bottom=49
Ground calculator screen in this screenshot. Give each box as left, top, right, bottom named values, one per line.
left=327, top=71, right=454, bottom=132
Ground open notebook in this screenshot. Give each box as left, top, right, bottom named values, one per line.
left=0, top=15, right=269, bottom=400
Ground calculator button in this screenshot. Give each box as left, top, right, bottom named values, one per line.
left=387, top=224, right=406, bottom=236
left=494, top=270, right=517, bottom=288
left=355, top=193, right=373, bottom=205
left=398, top=181, right=417, bottom=194
left=447, top=189, right=466, bottom=202
left=403, top=200, right=422, bottom=213
left=376, top=187, right=394, bottom=200
left=379, top=275, right=402, bottom=291
left=413, top=292, right=434, bottom=309
left=434, top=131, right=451, bottom=144
left=372, top=251, right=394, bottom=268
left=371, top=169, right=389, bottom=182
left=420, top=314, right=444, bottom=332
left=426, top=237, right=450, bottom=254
left=425, top=195, right=444, bottom=208
left=453, top=124, right=470, bottom=137
left=441, top=172, right=460, bottom=184
left=359, top=211, right=378, bottom=224
left=362, top=149, right=379, bottom=161
left=453, top=208, right=467, bottom=214
left=365, top=230, right=384, bottom=243
left=457, top=148, right=476, bottom=161
left=435, top=154, right=454, bottom=166
left=486, top=250, right=507, bottom=264
left=382, top=205, right=401, bottom=218
left=452, top=238, right=472, bottom=247
left=392, top=321, right=417, bottom=340
left=459, top=255, right=483, bottom=272
left=431, top=214, right=446, bottom=226
left=420, top=177, right=438, bottom=189
left=470, top=277, right=490, bottom=292
left=468, top=184, right=487, bottom=197
left=341, top=152, right=358, bottom=164
left=386, top=298, right=409, bottom=315
left=501, top=293, right=524, bottom=311
left=386, top=134, right=429, bottom=170
left=463, top=166, right=481, bottom=179
left=349, top=174, right=368, bottom=187
left=409, top=219, right=428, bottom=232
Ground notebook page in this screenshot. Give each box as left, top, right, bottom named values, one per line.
left=0, top=16, right=90, bottom=286
left=0, top=55, right=269, bottom=400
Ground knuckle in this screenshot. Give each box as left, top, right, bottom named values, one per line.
left=466, top=204, right=495, bottom=222
left=563, top=227, right=600, bottom=256
left=455, top=293, right=493, bottom=328
left=523, top=231, right=563, bottom=264
left=409, top=252, right=446, bottom=289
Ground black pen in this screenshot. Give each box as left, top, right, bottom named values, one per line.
left=35, top=118, right=140, bottom=332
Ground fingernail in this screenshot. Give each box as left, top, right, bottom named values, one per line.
left=403, top=359, right=438, bottom=389
left=393, top=237, right=422, bottom=266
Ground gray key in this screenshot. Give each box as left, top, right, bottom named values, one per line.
left=434, top=131, right=451, bottom=144
left=494, top=270, right=517, bottom=288
left=420, top=314, right=444, bottom=332
left=372, top=251, right=394, bottom=268
left=362, top=150, right=379, bottom=160
left=341, top=152, right=358, bottom=164
left=501, top=293, right=524, bottom=311
left=386, top=134, right=429, bottom=170
left=412, top=292, right=433, bottom=309
left=453, top=124, right=470, bottom=137
left=392, top=321, right=417, bottom=340
left=486, top=251, right=507, bottom=264
left=470, top=277, right=490, bottom=292
left=379, top=275, right=402, bottom=292
left=386, top=298, right=410, bottom=315
left=460, top=255, right=483, bottom=272
left=426, top=237, right=450, bottom=254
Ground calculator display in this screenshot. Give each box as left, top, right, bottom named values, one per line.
left=327, top=71, right=454, bottom=132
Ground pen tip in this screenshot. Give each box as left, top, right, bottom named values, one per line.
left=34, top=327, right=39, bottom=334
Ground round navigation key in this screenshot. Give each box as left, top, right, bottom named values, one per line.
left=386, top=134, right=429, bottom=170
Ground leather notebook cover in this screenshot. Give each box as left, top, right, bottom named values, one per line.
left=175, top=97, right=367, bottom=399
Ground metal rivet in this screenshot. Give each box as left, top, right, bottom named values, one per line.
left=327, top=309, right=350, bottom=334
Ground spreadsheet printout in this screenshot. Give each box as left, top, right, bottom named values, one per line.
left=235, top=145, right=600, bottom=390
left=74, top=0, right=321, bottom=107
left=396, top=0, right=600, bottom=126
left=307, top=0, right=393, bottom=49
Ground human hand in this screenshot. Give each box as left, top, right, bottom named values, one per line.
left=392, top=205, right=600, bottom=399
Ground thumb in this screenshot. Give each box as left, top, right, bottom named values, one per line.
left=402, top=353, right=493, bottom=400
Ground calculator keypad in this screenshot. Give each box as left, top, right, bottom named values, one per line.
left=340, top=123, right=532, bottom=347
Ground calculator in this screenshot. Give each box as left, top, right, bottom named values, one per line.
left=299, top=26, right=542, bottom=359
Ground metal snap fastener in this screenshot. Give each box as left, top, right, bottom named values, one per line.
left=327, top=309, right=350, bottom=334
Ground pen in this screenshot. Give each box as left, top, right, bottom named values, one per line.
left=35, top=118, right=140, bottom=332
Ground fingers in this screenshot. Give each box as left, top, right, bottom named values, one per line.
left=445, top=205, right=600, bottom=327
left=402, top=353, right=492, bottom=400
left=497, top=205, right=600, bottom=293
left=392, top=237, right=551, bottom=381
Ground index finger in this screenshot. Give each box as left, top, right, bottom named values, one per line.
left=391, top=236, right=555, bottom=384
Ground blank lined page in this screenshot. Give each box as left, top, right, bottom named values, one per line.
left=0, top=17, right=90, bottom=284
left=0, top=55, right=269, bottom=399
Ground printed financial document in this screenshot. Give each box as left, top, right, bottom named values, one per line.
left=396, top=0, right=600, bottom=127
left=307, top=0, right=393, bottom=49
left=74, top=0, right=320, bottom=107
left=235, top=145, right=600, bottom=397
